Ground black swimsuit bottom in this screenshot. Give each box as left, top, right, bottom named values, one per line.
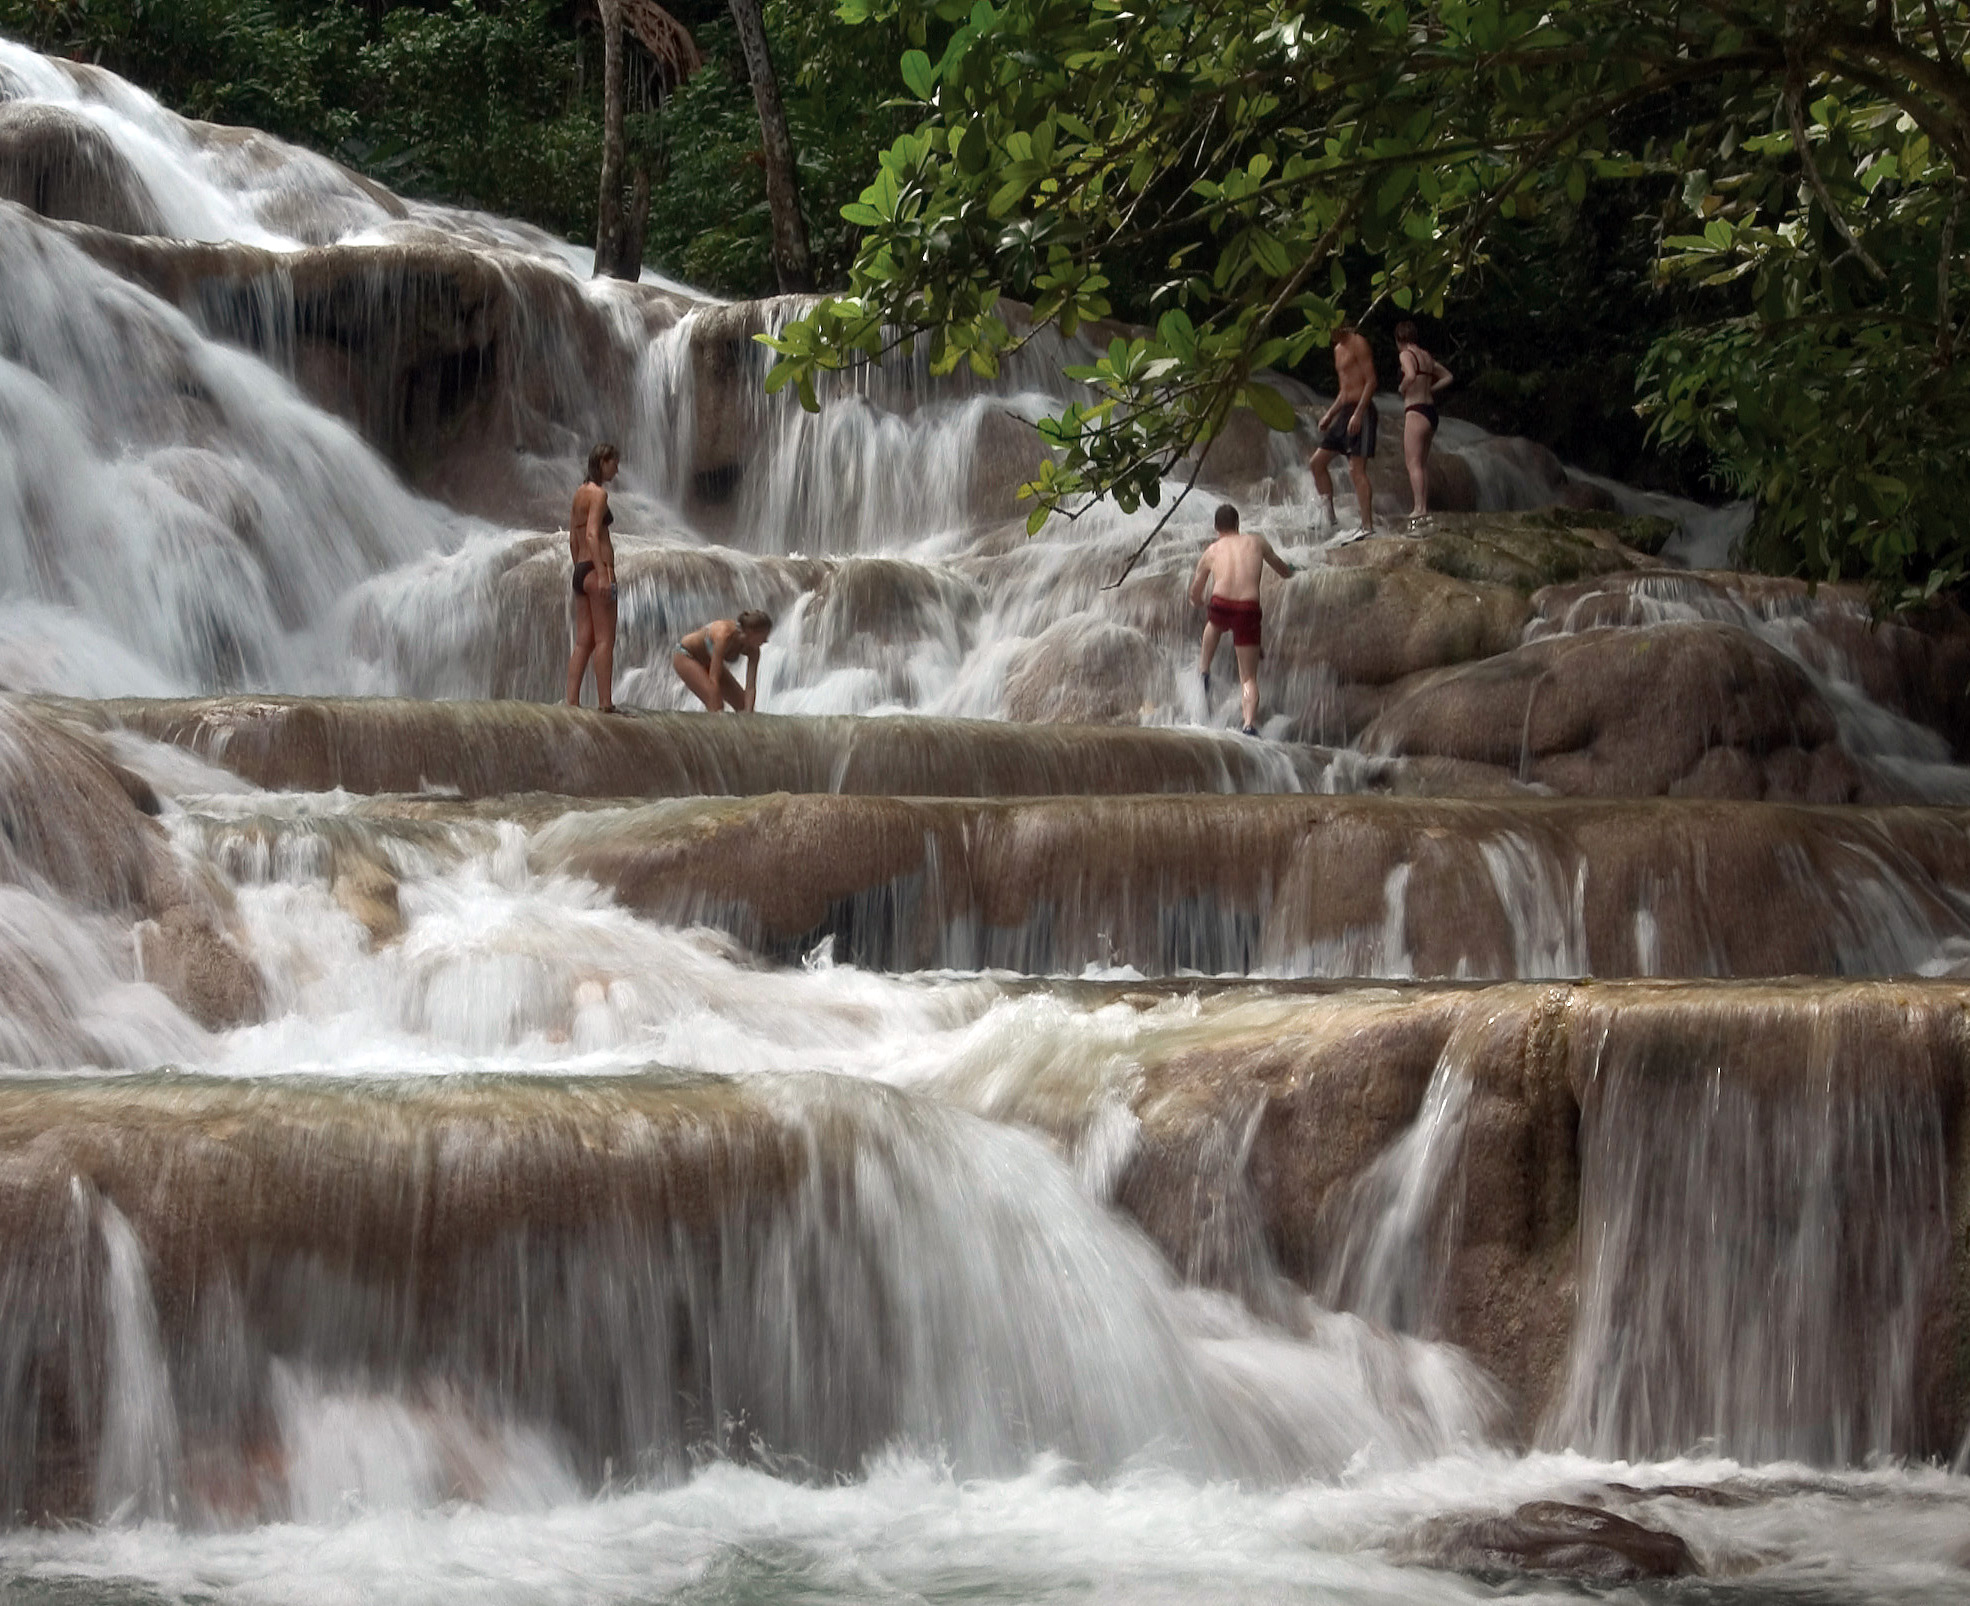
left=571, top=489, right=617, bottom=595
left=1406, top=403, right=1439, bottom=428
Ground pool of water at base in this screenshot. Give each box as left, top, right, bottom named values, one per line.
left=0, top=1453, right=1965, bottom=1606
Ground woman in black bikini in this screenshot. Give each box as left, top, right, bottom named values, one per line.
left=1394, top=322, right=1454, bottom=522
left=565, top=443, right=620, bottom=712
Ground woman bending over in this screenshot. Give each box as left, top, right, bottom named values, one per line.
left=672, top=611, right=773, bottom=712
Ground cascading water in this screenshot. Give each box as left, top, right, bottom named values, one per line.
left=3, top=33, right=1970, bottom=1606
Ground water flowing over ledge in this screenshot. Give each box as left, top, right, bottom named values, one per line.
left=5, top=34, right=1970, bottom=1600
left=0, top=979, right=1963, bottom=1528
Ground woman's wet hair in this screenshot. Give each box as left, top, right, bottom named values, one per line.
left=737, top=609, right=773, bottom=634
left=586, top=443, right=620, bottom=482
left=1394, top=321, right=1419, bottom=345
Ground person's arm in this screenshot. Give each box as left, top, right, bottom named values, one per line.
left=1351, top=352, right=1378, bottom=429
left=707, top=633, right=729, bottom=713
left=1316, top=395, right=1343, bottom=430
left=1261, top=538, right=1296, bottom=579
left=590, top=495, right=615, bottom=588
left=1188, top=548, right=1214, bottom=607
left=1432, top=357, right=1454, bottom=395
left=743, top=647, right=760, bottom=712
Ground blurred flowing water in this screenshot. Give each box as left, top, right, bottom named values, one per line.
left=0, top=35, right=1966, bottom=1606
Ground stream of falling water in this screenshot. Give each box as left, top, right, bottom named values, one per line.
left=2, top=34, right=1968, bottom=1605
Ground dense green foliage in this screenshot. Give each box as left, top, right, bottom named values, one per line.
left=766, top=0, right=1970, bottom=602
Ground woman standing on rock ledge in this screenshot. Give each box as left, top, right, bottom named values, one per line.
left=565, top=443, right=621, bottom=712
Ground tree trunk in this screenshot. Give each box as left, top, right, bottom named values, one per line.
left=594, top=0, right=627, bottom=279
left=726, top=0, right=812, bottom=293
left=621, top=164, right=651, bottom=282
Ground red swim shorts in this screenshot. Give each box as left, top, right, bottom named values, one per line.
left=1207, top=596, right=1263, bottom=647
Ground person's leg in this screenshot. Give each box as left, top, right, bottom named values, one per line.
left=1347, top=451, right=1376, bottom=534
left=1235, top=642, right=1261, bottom=732
left=565, top=595, right=595, bottom=705
left=1309, top=448, right=1338, bottom=524
left=1405, top=411, right=1434, bottom=517
left=1309, top=448, right=1335, bottom=500
left=591, top=579, right=618, bottom=711
left=674, top=651, right=719, bottom=710
left=717, top=666, right=746, bottom=710
left=1197, top=621, right=1223, bottom=680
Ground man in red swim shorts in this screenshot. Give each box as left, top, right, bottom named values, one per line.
left=1188, top=502, right=1298, bottom=735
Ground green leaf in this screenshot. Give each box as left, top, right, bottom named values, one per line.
left=956, top=120, right=989, bottom=175
left=1242, top=382, right=1298, bottom=432
left=900, top=48, right=937, bottom=99
left=1157, top=308, right=1197, bottom=361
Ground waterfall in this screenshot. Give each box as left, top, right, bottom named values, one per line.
left=3, top=34, right=1970, bottom=1604
left=1547, top=1006, right=1955, bottom=1464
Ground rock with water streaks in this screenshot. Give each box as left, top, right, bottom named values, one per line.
left=56, top=695, right=1322, bottom=799
left=0, top=699, right=262, bottom=1037
left=0, top=101, right=164, bottom=234
left=1115, top=979, right=1970, bottom=1454
left=1362, top=620, right=1872, bottom=800
left=1003, top=615, right=1164, bottom=725
left=1403, top=1499, right=1699, bottom=1583
left=525, top=790, right=1970, bottom=978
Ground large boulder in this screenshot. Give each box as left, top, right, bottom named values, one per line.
left=1402, top=1500, right=1699, bottom=1583
left=1361, top=620, right=1871, bottom=800
left=1264, top=561, right=1531, bottom=741
left=0, top=102, right=163, bottom=235
left=0, top=699, right=261, bottom=1036
left=1003, top=615, right=1164, bottom=724
left=1532, top=570, right=1970, bottom=759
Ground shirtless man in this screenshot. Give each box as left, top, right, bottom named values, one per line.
left=1310, top=323, right=1379, bottom=539
left=1395, top=321, right=1454, bottom=521
left=672, top=610, right=773, bottom=712
left=1189, top=503, right=1296, bottom=736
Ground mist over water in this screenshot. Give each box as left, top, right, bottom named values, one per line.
left=1, top=36, right=1968, bottom=1606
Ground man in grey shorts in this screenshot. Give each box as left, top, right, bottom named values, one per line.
left=1310, top=322, right=1378, bottom=540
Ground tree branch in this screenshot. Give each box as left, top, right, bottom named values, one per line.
left=1940, top=180, right=1961, bottom=367
left=1785, top=73, right=1887, bottom=281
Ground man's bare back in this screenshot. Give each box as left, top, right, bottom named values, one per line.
left=1190, top=531, right=1289, bottom=603
left=1190, top=504, right=1296, bottom=735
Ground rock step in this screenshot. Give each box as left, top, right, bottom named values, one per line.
left=60, top=695, right=1339, bottom=798
left=0, top=977, right=1962, bottom=1518
left=494, top=791, right=1970, bottom=978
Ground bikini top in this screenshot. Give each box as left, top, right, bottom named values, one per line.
left=583, top=481, right=615, bottom=524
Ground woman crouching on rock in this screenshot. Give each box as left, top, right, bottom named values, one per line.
left=565, top=442, right=621, bottom=712
left=673, top=611, right=773, bottom=712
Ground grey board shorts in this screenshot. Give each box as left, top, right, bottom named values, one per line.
left=1317, top=403, right=1378, bottom=459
